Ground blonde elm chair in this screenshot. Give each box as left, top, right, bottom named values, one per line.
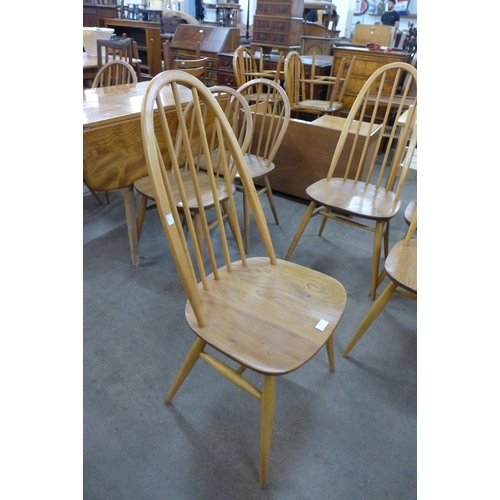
left=140, top=71, right=347, bottom=488
left=285, top=62, right=417, bottom=300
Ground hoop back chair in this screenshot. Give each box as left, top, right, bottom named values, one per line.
left=342, top=198, right=417, bottom=357
left=140, top=71, right=347, bottom=488
left=235, top=78, right=291, bottom=253
left=91, top=59, right=138, bottom=88
left=285, top=62, right=417, bottom=300
left=133, top=84, right=254, bottom=256
left=284, top=51, right=355, bottom=117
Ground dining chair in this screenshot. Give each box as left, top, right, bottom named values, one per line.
left=342, top=199, right=417, bottom=357
left=173, top=57, right=208, bottom=84
left=133, top=83, right=253, bottom=257
left=91, top=59, right=138, bottom=88
left=283, top=51, right=356, bottom=118
left=140, top=70, right=347, bottom=488
left=96, top=37, right=135, bottom=70
left=285, top=62, right=418, bottom=300
left=233, top=46, right=283, bottom=88
left=235, top=78, right=291, bottom=254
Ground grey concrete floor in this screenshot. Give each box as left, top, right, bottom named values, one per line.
left=83, top=175, right=417, bottom=499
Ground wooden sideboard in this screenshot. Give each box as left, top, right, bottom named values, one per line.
left=331, top=45, right=411, bottom=115
left=169, top=25, right=240, bottom=87
left=104, top=18, right=163, bottom=76
left=83, top=3, right=116, bottom=27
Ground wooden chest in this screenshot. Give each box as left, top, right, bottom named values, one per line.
left=352, top=24, right=394, bottom=46
left=251, top=0, right=304, bottom=54
left=169, top=25, right=240, bottom=87
left=331, top=46, right=411, bottom=115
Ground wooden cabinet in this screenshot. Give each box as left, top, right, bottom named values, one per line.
left=331, top=46, right=411, bottom=115
left=103, top=18, right=163, bottom=76
left=83, top=4, right=117, bottom=27
left=251, top=0, right=304, bottom=54
left=169, top=25, right=240, bottom=87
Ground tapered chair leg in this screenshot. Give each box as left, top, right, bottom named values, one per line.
left=263, top=176, right=279, bottom=225
left=317, top=208, right=330, bottom=237
left=342, top=281, right=397, bottom=357
left=325, top=333, right=335, bottom=372
left=284, top=201, right=317, bottom=260
left=136, top=195, right=148, bottom=240
left=165, top=337, right=207, bottom=404
left=259, top=375, right=276, bottom=489
left=370, top=221, right=384, bottom=300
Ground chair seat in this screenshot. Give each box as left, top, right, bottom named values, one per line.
left=384, top=238, right=417, bottom=293
left=237, top=154, right=275, bottom=180
left=295, top=99, right=342, bottom=114
left=134, top=170, right=235, bottom=210
left=306, top=178, right=402, bottom=221
left=185, top=257, right=347, bottom=375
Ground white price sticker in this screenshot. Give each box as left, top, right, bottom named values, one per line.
left=166, top=213, right=175, bottom=225
left=315, top=319, right=329, bottom=331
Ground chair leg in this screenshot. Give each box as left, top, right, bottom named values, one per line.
left=370, top=221, right=384, bottom=300
left=262, top=176, right=279, bottom=225
left=165, top=337, right=207, bottom=404
left=342, top=281, right=397, bottom=357
left=383, top=221, right=390, bottom=259
left=325, top=332, right=335, bottom=372
left=122, top=186, right=140, bottom=268
left=284, top=201, right=317, bottom=260
left=317, top=208, right=331, bottom=236
left=259, top=375, right=276, bottom=489
left=136, top=195, right=148, bottom=241
left=193, top=212, right=204, bottom=260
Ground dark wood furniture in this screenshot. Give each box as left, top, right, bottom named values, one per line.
left=205, top=3, right=242, bottom=28
left=103, top=18, right=162, bottom=76
left=83, top=2, right=117, bottom=27
left=169, top=25, right=240, bottom=87
left=331, top=45, right=411, bottom=115
left=251, top=0, right=304, bottom=54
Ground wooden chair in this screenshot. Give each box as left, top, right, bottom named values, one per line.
left=236, top=78, right=291, bottom=254
left=285, top=62, right=418, bottom=300
left=283, top=50, right=355, bottom=117
left=132, top=39, right=154, bottom=81
left=91, top=59, right=138, bottom=88
left=342, top=201, right=417, bottom=357
left=141, top=70, right=347, bottom=489
left=96, top=37, right=135, bottom=70
left=133, top=82, right=253, bottom=256
left=232, top=47, right=284, bottom=103
left=162, top=40, right=207, bottom=83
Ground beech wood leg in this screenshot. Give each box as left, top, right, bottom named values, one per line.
left=136, top=195, right=148, bottom=241
left=325, top=333, right=335, bottom=372
left=122, top=186, right=139, bottom=267
left=284, top=201, right=317, bottom=260
left=383, top=221, right=390, bottom=259
left=342, top=281, right=397, bottom=357
left=193, top=213, right=204, bottom=259
left=317, top=208, right=330, bottom=237
left=370, top=221, right=384, bottom=300
left=165, top=337, right=207, bottom=404
left=259, top=375, right=276, bottom=489
left=263, top=176, right=279, bottom=225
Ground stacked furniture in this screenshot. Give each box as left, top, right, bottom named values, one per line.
left=251, top=0, right=304, bottom=54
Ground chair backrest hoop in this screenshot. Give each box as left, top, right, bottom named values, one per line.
left=141, top=71, right=277, bottom=324
left=91, top=59, right=138, bottom=88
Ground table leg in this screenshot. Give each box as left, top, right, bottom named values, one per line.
left=122, top=185, right=139, bottom=267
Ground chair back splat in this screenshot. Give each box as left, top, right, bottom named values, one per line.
left=141, top=71, right=347, bottom=488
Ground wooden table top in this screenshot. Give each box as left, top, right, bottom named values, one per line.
left=311, top=114, right=382, bottom=137
left=83, top=80, right=193, bottom=130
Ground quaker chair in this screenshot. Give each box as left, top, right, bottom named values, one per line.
left=133, top=84, right=253, bottom=256
left=141, top=71, right=347, bottom=488
left=285, top=62, right=418, bottom=301
left=342, top=200, right=417, bottom=357
left=91, top=59, right=138, bottom=88
left=283, top=51, right=356, bottom=118
left=236, top=78, right=291, bottom=254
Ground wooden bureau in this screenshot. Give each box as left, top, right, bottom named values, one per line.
left=331, top=46, right=411, bottom=115
left=251, top=0, right=304, bottom=54
left=169, top=25, right=240, bottom=87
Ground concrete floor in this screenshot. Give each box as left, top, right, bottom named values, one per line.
left=83, top=174, right=417, bottom=499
